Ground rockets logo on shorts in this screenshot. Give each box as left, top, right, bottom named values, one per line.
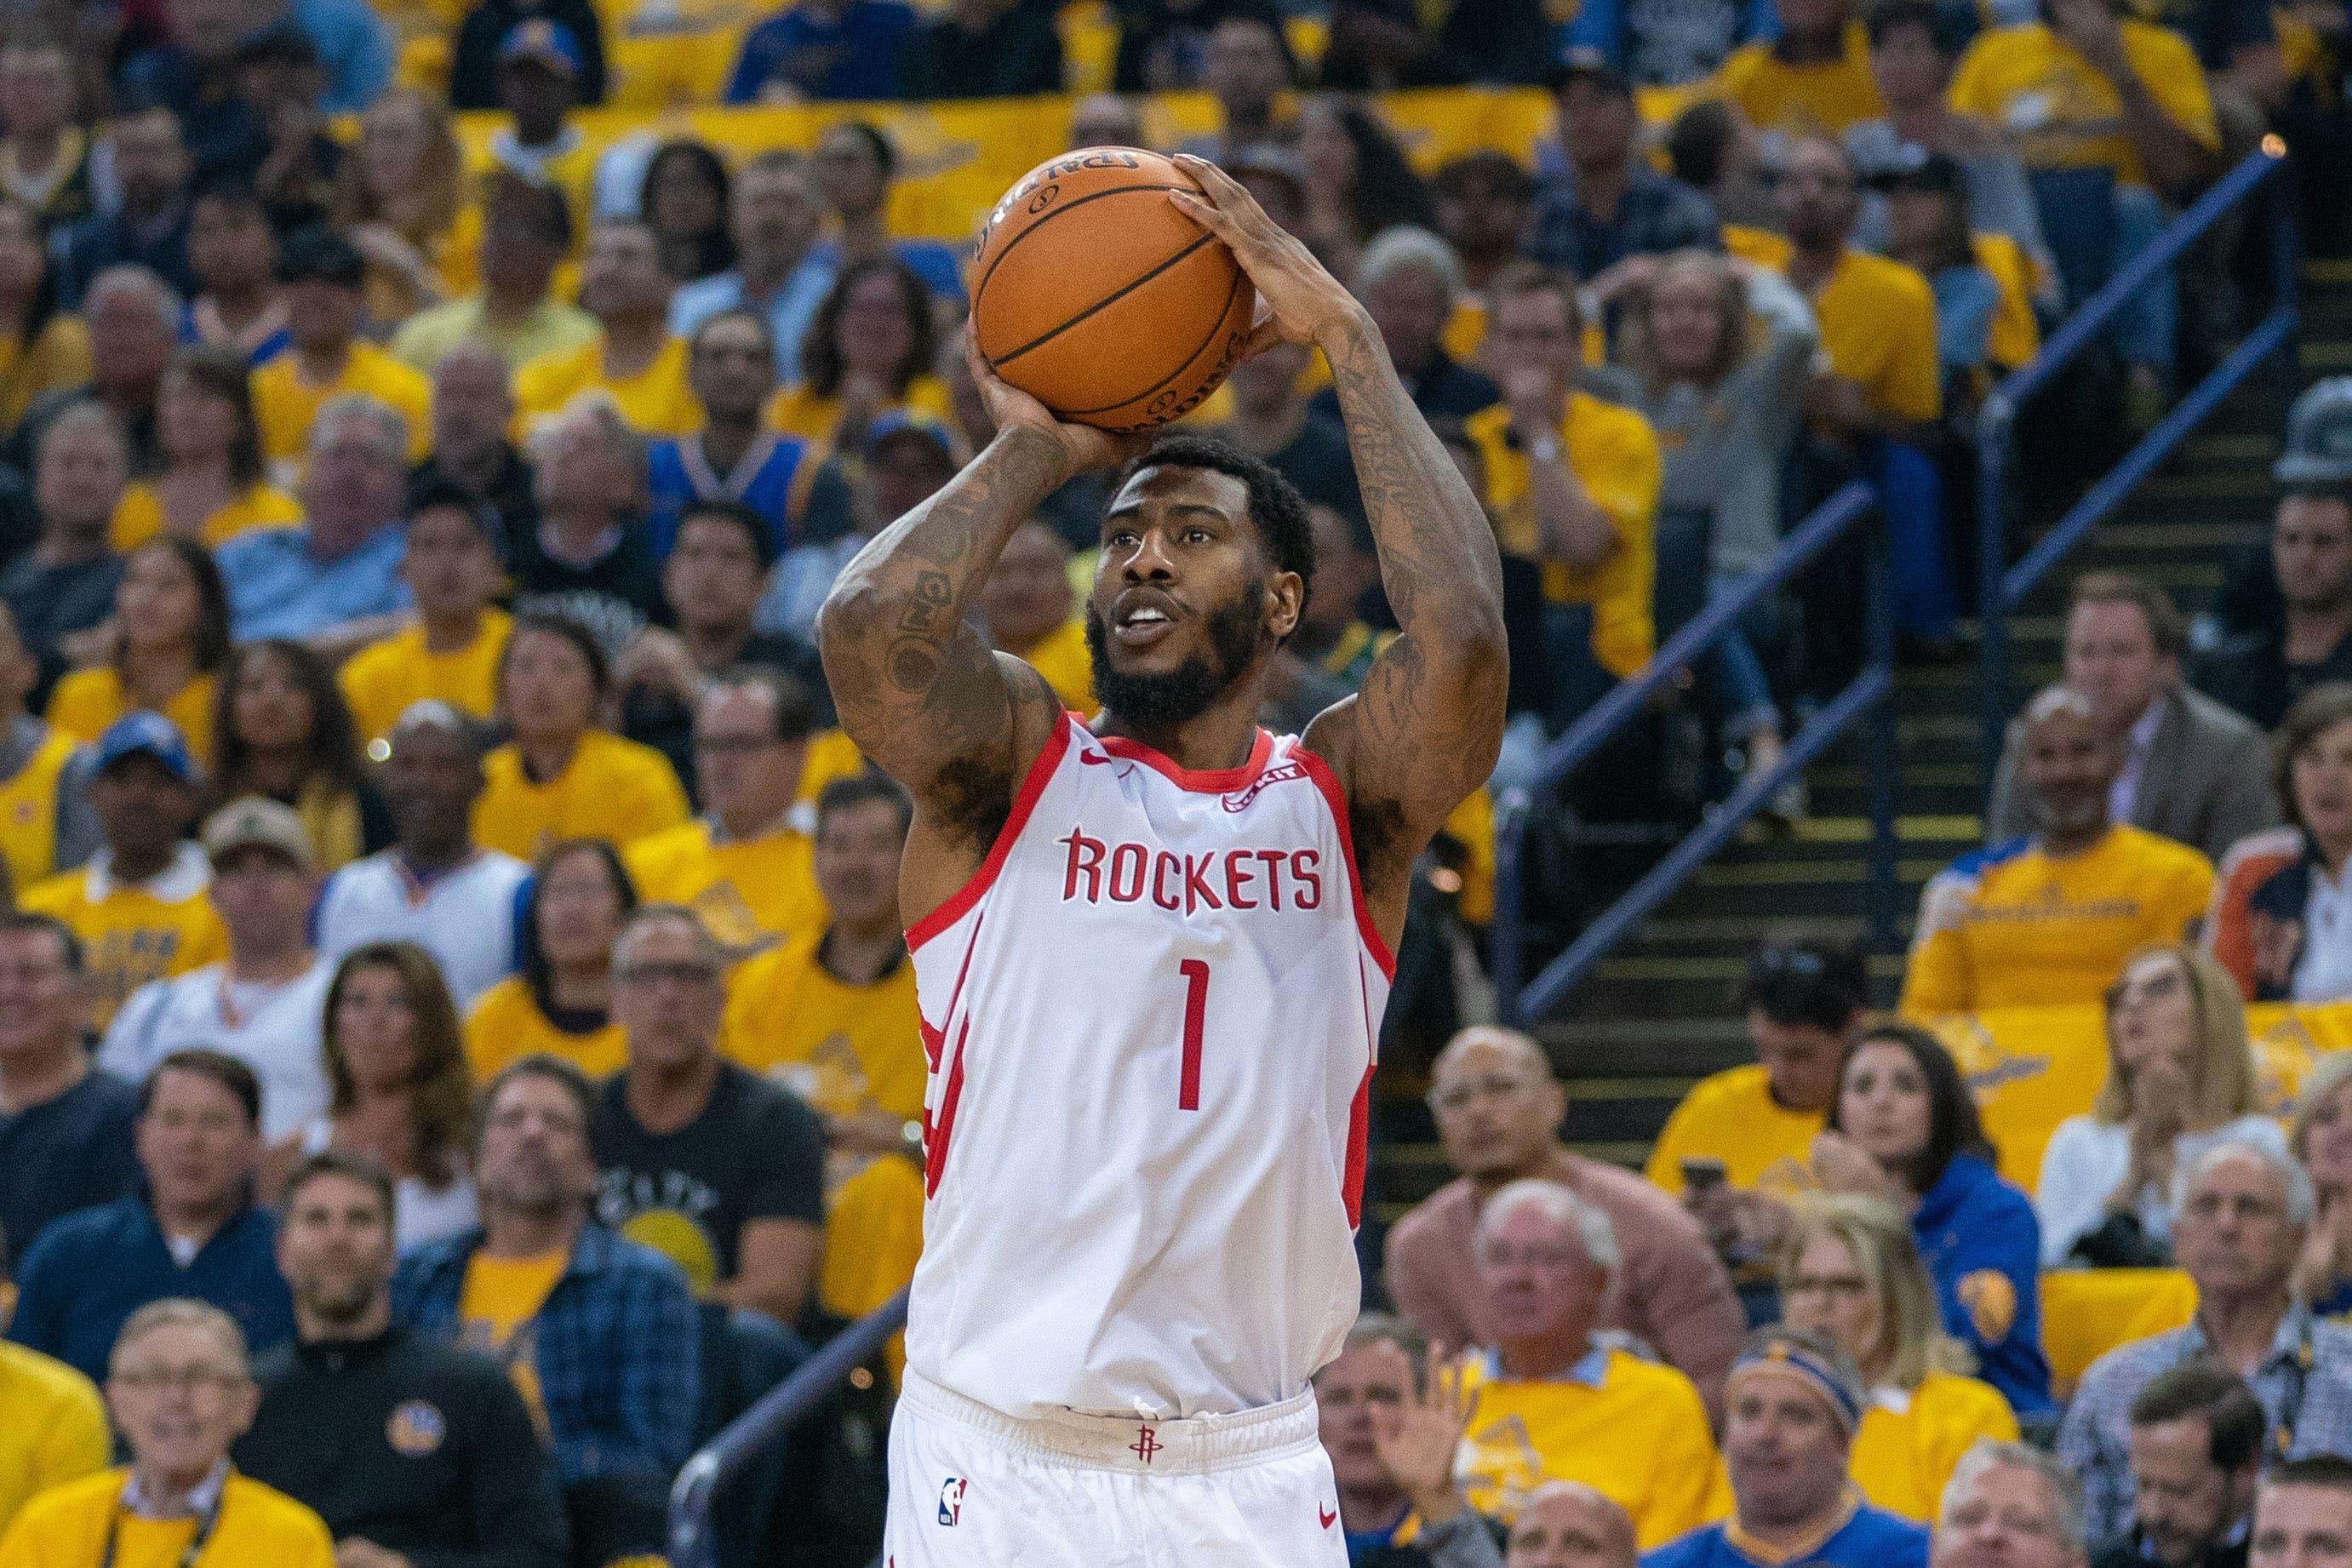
left=936, top=1478, right=966, bottom=1525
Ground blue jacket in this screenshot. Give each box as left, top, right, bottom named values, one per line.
left=7, top=1195, right=295, bottom=1382
left=1914, top=1153, right=2052, bottom=1413
left=1645, top=1498, right=1928, bottom=1568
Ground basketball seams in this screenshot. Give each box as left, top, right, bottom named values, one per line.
left=1058, top=269, right=1249, bottom=426
left=987, top=231, right=1221, bottom=367
left=971, top=181, right=1192, bottom=309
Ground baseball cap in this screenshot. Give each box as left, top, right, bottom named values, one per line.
left=92, top=712, right=200, bottom=788
left=278, top=226, right=367, bottom=289
left=1548, top=47, right=1633, bottom=97
left=497, top=18, right=585, bottom=79
left=864, top=409, right=959, bottom=466
left=2275, top=377, right=2352, bottom=489
left=201, top=797, right=318, bottom=872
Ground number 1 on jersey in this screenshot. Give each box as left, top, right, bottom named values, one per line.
left=1177, top=959, right=1210, bottom=1111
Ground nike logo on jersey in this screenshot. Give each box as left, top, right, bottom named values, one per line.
left=1319, top=1505, right=1338, bottom=1529
left=1057, top=827, right=1323, bottom=915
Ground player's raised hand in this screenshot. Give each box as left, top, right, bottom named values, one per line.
left=962, top=317, right=1150, bottom=475
left=1368, top=1342, right=1479, bottom=1523
left=1168, top=154, right=1370, bottom=358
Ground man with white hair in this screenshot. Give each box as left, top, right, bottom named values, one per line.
left=1934, top=1439, right=2088, bottom=1568
left=508, top=398, right=664, bottom=632
left=10, top=265, right=178, bottom=474
left=1454, top=1177, right=1722, bottom=1550
left=2060, top=1142, right=2352, bottom=1551
left=1313, top=228, right=1499, bottom=424
left=214, top=393, right=415, bottom=644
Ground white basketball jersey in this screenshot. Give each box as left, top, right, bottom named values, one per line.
left=904, top=712, right=1393, bottom=1423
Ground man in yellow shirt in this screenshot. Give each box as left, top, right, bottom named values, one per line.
left=0, top=1341, right=106, bottom=1537
left=1714, top=0, right=1885, bottom=135
left=338, top=481, right=511, bottom=741
left=249, top=231, right=432, bottom=478
left=1901, top=685, right=2214, bottom=1018
left=980, top=523, right=1093, bottom=714
left=512, top=221, right=697, bottom=438
left=390, top=174, right=598, bottom=375
left=1467, top=264, right=1662, bottom=727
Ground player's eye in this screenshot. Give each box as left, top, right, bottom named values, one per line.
left=1184, top=528, right=1212, bottom=544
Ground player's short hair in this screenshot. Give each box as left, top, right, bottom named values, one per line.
left=112, top=1299, right=249, bottom=1377
left=1113, top=432, right=1316, bottom=589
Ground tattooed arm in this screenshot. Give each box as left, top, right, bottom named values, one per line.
left=1172, top=157, right=1508, bottom=942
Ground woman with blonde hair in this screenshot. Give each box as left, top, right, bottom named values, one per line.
left=1779, top=1193, right=2017, bottom=1519
left=2291, top=1052, right=2352, bottom=1314
left=329, top=88, right=467, bottom=329
left=2035, top=942, right=2288, bottom=1267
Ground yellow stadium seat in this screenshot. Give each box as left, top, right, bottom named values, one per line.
left=2040, top=1268, right=2197, bottom=1397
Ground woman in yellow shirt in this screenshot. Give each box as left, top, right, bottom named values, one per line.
left=473, top=615, right=690, bottom=861
left=208, top=639, right=392, bottom=871
left=767, top=258, right=954, bottom=450
left=1779, top=1193, right=2019, bottom=1520
left=330, top=89, right=470, bottom=329
left=45, top=539, right=229, bottom=764
left=0, top=197, right=89, bottom=444
left=112, top=348, right=302, bottom=552
left=465, top=838, right=637, bottom=1081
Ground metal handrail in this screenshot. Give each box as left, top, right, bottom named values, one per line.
left=1976, top=141, right=2299, bottom=755
left=667, top=1288, right=910, bottom=1568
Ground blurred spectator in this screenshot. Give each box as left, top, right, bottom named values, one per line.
left=1777, top=1195, right=2021, bottom=1521
left=1175, top=14, right=1296, bottom=165
left=2038, top=945, right=2287, bottom=1267
left=8, top=1050, right=296, bottom=1382
left=1526, top=58, right=1720, bottom=280
left=1455, top=1180, right=1724, bottom=1546
left=1645, top=1329, right=1931, bottom=1568
left=46, top=537, right=229, bottom=765
left=112, top=349, right=300, bottom=554
left=1902, top=687, right=2214, bottom=1018
left=725, top=0, right=913, bottom=103
left=1562, top=0, right=1771, bottom=87
left=1932, top=1442, right=2089, bottom=1568
left=184, top=178, right=289, bottom=368
left=3, top=403, right=129, bottom=692
left=1663, top=100, right=1783, bottom=248
left=339, top=489, right=511, bottom=744
left=0, top=1329, right=103, bottom=1540
left=0, top=913, right=140, bottom=1271
left=2094, top=1359, right=2262, bottom=1568
left=473, top=615, right=689, bottom=861
left=2249, top=1460, right=2352, bottom=1568
left=215, top=396, right=415, bottom=645
left=117, top=0, right=265, bottom=175
left=0, top=604, right=74, bottom=891
left=621, top=669, right=824, bottom=948
left=1213, top=340, right=1364, bottom=521
left=1431, top=152, right=1536, bottom=298
left=0, top=1301, right=332, bottom=1568
left=14, top=268, right=175, bottom=478
left=409, top=344, right=541, bottom=547
left=1714, top=0, right=1884, bottom=138
left=277, top=0, right=393, bottom=119
left=758, top=412, right=959, bottom=638
left=465, top=839, right=635, bottom=1081
left=514, top=220, right=698, bottom=439
left=903, top=0, right=1063, bottom=99
left=20, top=713, right=223, bottom=1027
left=770, top=257, right=951, bottom=450
left=251, top=229, right=432, bottom=476
left=52, top=104, right=196, bottom=312
left=208, top=639, right=392, bottom=867
left=0, top=203, right=89, bottom=448
left=1290, top=504, right=1389, bottom=689
left=806, top=123, right=965, bottom=305
left=979, top=522, right=1091, bottom=713
left=318, top=707, right=526, bottom=1009
left=2210, top=685, right=2352, bottom=1002
left=1313, top=1315, right=1507, bottom=1567
left=0, top=39, right=89, bottom=232
left=392, top=178, right=593, bottom=379
left=1814, top=1022, right=2051, bottom=1414
left=1387, top=1027, right=1743, bottom=1416
left=1320, top=0, right=1554, bottom=88
left=2057, top=1141, right=2352, bottom=1548
left=238, top=1151, right=564, bottom=1568
left=510, top=403, right=666, bottom=629
left=478, top=22, right=598, bottom=237
left=1317, top=228, right=1497, bottom=424
left=332, top=90, right=466, bottom=329
left=100, top=798, right=332, bottom=1143
left=235, top=26, right=342, bottom=236
left=2292, top=1056, right=2352, bottom=1313
left=1879, top=157, right=2021, bottom=390
left=592, top=906, right=823, bottom=1321
left=669, top=154, right=833, bottom=386
left=1990, top=574, right=2275, bottom=862
left=639, top=141, right=734, bottom=289
left=1296, top=99, right=1436, bottom=274
left=1505, top=1484, right=1638, bottom=1568
left=392, top=1056, right=701, bottom=1566
left=2194, top=398, right=2352, bottom=730
left=453, top=0, right=606, bottom=110
left=649, top=313, right=810, bottom=556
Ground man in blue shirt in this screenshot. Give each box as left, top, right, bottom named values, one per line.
left=647, top=312, right=810, bottom=557
left=1645, top=1331, right=1929, bottom=1568
left=215, top=393, right=412, bottom=644
left=724, top=0, right=914, bottom=102
left=668, top=152, right=834, bottom=385
left=1523, top=54, right=1720, bottom=281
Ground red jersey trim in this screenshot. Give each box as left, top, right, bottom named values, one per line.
left=924, top=1016, right=971, bottom=1196
left=1290, top=745, right=1399, bottom=981
left=1090, top=727, right=1273, bottom=793
left=904, top=716, right=1073, bottom=953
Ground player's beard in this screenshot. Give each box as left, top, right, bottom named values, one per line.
left=1084, top=586, right=1265, bottom=731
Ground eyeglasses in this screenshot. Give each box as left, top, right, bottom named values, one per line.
left=1428, top=1073, right=1542, bottom=1113
left=693, top=734, right=782, bottom=756
left=1783, top=1273, right=1872, bottom=1302
left=114, top=1366, right=243, bottom=1395
left=617, top=962, right=722, bottom=989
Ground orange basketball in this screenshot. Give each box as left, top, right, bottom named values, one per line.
left=970, top=147, right=1257, bottom=433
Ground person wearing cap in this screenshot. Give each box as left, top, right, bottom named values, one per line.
left=315, top=704, right=529, bottom=1010
left=338, top=483, right=512, bottom=746
left=757, top=410, right=960, bottom=639
left=2192, top=381, right=2352, bottom=730
left=250, top=229, right=432, bottom=478
left=392, top=175, right=597, bottom=379
left=514, top=220, right=696, bottom=441
left=647, top=312, right=811, bottom=558
left=472, top=20, right=599, bottom=255
left=20, top=712, right=224, bottom=1028
left=1711, top=0, right=1884, bottom=138
left=1879, top=154, right=2037, bottom=385
left=453, top=0, right=606, bottom=112
left=98, top=797, right=333, bottom=1144
left=1646, top=1328, right=1931, bottom=1568
left=1524, top=54, right=1719, bottom=282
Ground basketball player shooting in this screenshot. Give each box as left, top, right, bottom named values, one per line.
left=817, top=153, right=1508, bottom=1566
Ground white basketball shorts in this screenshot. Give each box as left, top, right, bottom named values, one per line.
left=882, top=1371, right=1349, bottom=1567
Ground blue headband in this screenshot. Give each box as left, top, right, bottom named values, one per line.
left=1731, top=1337, right=1863, bottom=1433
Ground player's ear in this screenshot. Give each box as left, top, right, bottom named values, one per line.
left=1266, top=569, right=1304, bottom=642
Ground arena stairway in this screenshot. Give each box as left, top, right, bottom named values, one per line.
left=1365, top=259, right=2352, bottom=1234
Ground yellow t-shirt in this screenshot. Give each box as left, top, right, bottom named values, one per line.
left=1458, top=1349, right=1729, bottom=1546
left=471, top=730, right=690, bottom=862
left=623, top=819, right=827, bottom=953
left=512, top=335, right=700, bottom=438
left=44, top=670, right=218, bottom=764
left=820, top=1153, right=923, bottom=1384
left=337, top=611, right=512, bottom=742
left=1802, top=249, right=1943, bottom=426
left=799, top=727, right=870, bottom=803
left=1644, top=1062, right=1828, bottom=1195
left=1948, top=20, right=2220, bottom=187
left=724, top=928, right=926, bottom=1126
left=0, top=1344, right=105, bottom=1540
left=0, top=1470, right=334, bottom=1568
left=464, top=975, right=628, bottom=1082
left=1898, top=825, right=2216, bottom=1018
left=20, top=859, right=226, bottom=1027
left=1851, top=1372, right=2021, bottom=1522
left=1468, top=393, right=1662, bottom=679
left=1014, top=617, right=1095, bottom=714
left=0, top=727, right=77, bottom=899
left=455, top=1246, right=567, bottom=1433
left=0, top=318, right=91, bottom=442
left=251, top=341, right=435, bottom=466
left=1714, top=21, right=1886, bottom=135
left=1973, top=233, right=2042, bottom=373
left=764, top=376, right=957, bottom=445
left=110, top=484, right=301, bottom=552
left=1724, top=225, right=1794, bottom=270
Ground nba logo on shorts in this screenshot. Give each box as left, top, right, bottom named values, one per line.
left=937, top=1477, right=966, bottom=1525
